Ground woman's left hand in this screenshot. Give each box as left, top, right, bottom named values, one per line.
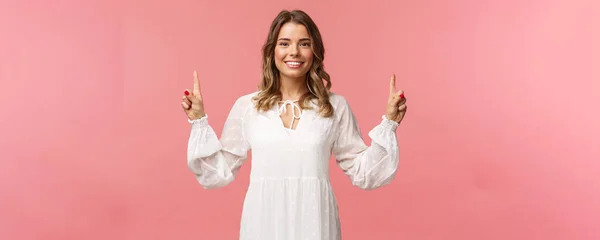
left=386, top=74, right=407, bottom=123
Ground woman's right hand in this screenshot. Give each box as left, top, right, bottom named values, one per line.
left=181, top=70, right=206, bottom=120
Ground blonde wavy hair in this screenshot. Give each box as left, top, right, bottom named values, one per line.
left=252, top=9, right=334, bottom=117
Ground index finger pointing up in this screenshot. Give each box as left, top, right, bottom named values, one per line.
left=389, top=73, right=397, bottom=95
left=193, top=70, right=201, bottom=95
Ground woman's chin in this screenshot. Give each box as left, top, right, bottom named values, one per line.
left=279, top=70, right=309, bottom=80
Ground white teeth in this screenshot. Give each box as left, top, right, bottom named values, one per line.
left=286, top=62, right=302, bottom=66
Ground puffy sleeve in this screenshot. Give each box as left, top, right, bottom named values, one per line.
left=332, top=97, right=400, bottom=190
left=186, top=96, right=251, bottom=189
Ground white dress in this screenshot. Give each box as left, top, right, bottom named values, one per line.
left=186, top=92, right=400, bottom=240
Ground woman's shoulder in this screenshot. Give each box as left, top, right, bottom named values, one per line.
left=234, top=91, right=260, bottom=104
left=328, top=92, right=350, bottom=109
left=226, top=91, right=259, bottom=114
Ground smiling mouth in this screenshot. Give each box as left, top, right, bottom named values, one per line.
left=284, top=61, right=304, bottom=68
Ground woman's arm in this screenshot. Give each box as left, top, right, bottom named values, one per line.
left=187, top=96, right=251, bottom=189
left=332, top=97, right=401, bottom=190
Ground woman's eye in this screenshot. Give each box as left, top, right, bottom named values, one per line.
left=279, top=42, right=288, bottom=46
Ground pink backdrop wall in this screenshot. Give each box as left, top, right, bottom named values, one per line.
left=1, top=0, right=599, bottom=239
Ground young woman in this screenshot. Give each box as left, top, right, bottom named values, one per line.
left=181, top=9, right=407, bottom=240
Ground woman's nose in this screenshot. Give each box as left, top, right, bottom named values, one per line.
left=289, top=45, right=299, bottom=56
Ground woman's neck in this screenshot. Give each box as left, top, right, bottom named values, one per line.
left=279, top=75, right=308, bottom=100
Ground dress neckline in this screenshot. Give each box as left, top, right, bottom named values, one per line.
left=276, top=99, right=302, bottom=131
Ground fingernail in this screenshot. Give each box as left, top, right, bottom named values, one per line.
left=184, top=90, right=189, bottom=95
left=399, top=93, right=404, bottom=99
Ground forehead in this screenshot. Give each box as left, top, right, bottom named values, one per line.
left=277, top=22, right=310, bottom=40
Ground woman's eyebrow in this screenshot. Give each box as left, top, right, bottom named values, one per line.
left=277, top=38, right=312, bottom=41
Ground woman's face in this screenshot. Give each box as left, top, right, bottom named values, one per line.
left=274, top=22, right=314, bottom=81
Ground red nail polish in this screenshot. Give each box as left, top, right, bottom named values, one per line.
left=184, top=90, right=189, bottom=95
left=399, top=93, right=404, bottom=99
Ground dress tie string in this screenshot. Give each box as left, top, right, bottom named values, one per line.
left=277, top=100, right=302, bottom=130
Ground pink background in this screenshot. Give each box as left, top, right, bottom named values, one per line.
left=1, top=0, right=599, bottom=239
